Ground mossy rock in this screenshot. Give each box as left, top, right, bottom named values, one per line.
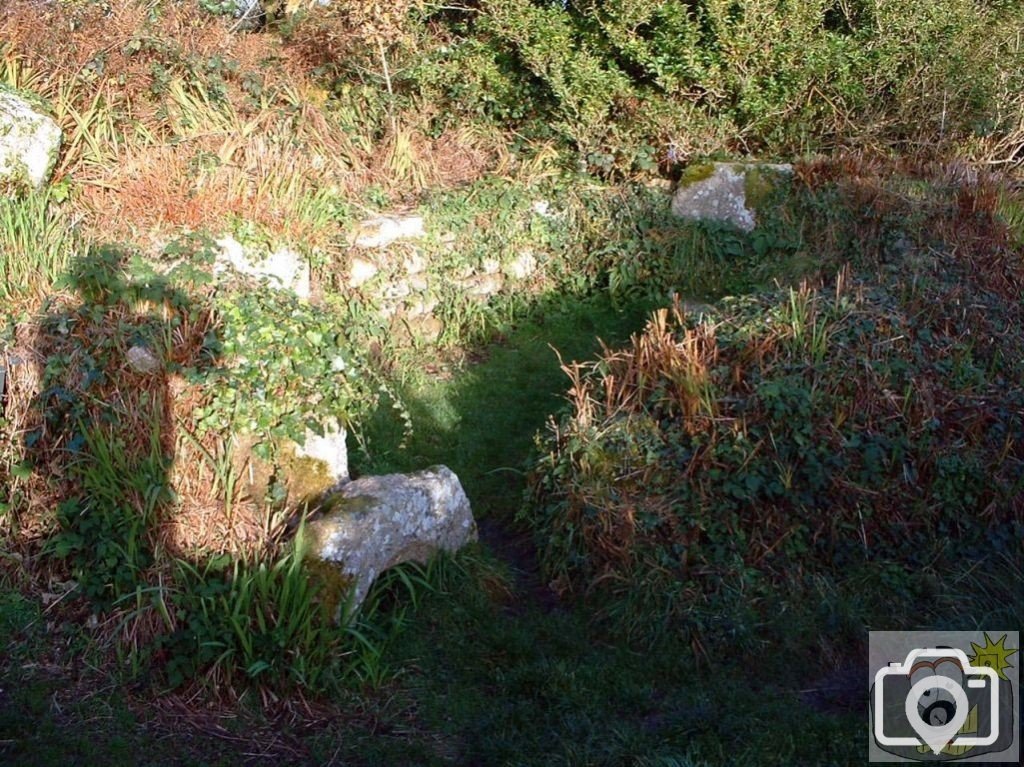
left=0, top=82, right=54, bottom=116
left=672, top=161, right=793, bottom=232
left=229, top=425, right=347, bottom=508
left=743, top=165, right=792, bottom=212
left=678, top=162, right=717, bottom=187
left=279, top=441, right=339, bottom=501
left=301, top=552, right=356, bottom=624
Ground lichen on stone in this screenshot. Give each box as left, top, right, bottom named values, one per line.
left=0, top=84, right=62, bottom=189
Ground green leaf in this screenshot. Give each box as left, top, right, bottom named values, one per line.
left=11, top=462, right=33, bottom=480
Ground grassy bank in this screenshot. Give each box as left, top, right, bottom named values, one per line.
left=1, top=0, right=1023, bottom=764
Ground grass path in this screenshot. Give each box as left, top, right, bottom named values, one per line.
left=336, top=294, right=865, bottom=765
left=354, top=294, right=658, bottom=519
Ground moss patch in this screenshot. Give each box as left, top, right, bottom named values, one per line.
left=743, top=165, right=790, bottom=211
left=302, top=554, right=356, bottom=624
left=279, top=441, right=338, bottom=502
left=678, top=161, right=717, bottom=187
left=313, top=492, right=377, bottom=519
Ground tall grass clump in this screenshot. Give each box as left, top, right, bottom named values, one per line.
left=151, top=525, right=345, bottom=693
left=0, top=189, right=76, bottom=301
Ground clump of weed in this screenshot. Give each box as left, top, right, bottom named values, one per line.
left=0, top=187, right=77, bottom=304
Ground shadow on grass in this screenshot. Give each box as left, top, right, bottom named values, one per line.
left=352, top=290, right=659, bottom=520
left=23, top=246, right=218, bottom=604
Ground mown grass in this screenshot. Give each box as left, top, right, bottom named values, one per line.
left=311, top=551, right=865, bottom=766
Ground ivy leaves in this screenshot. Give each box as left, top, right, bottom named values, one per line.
left=198, top=288, right=373, bottom=446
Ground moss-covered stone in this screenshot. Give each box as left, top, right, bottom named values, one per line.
left=279, top=441, right=338, bottom=502
left=310, top=492, right=378, bottom=520
left=743, top=165, right=790, bottom=211
left=304, top=466, right=476, bottom=610
left=672, top=161, right=793, bottom=231
left=0, top=82, right=53, bottom=115
left=302, top=553, right=356, bottom=624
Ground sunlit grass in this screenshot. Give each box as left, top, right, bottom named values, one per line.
left=0, top=189, right=78, bottom=301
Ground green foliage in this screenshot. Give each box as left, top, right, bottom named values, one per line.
left=198, top=287, right=380, bottom=451
left=154, top=528, right=343, bottom=691
left=20, top=242, right=402, bottom=692
left=0, top=188, right=77, bottom=301
left=524, top=175, right=1024, bottom=633
left=51, top=424, right=169, bottom=608
left=197, top=0, right=241, bottom=18
left=415, top=173, right=795, bottom=342
left=414, top=0, right=1024, bottom=170
left=479, top=1, right=631, bottom=154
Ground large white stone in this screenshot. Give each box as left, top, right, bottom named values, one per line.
left=352, top=215, right=425, bottom=249
left=307, top=465, right=477, bottom=611
left=214, top=235, right=311, bottom=298
left=671, top=162, right=792, bottom=232
left=0, top=86, right=61, bottom=189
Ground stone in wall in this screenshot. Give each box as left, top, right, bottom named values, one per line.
left=671, top=162, right=793, bottom=232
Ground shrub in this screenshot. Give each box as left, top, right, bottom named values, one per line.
left=418, top=0, right=1024, bottom=171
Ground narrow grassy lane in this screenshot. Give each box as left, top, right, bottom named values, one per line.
left=353, top=294, right=657, bottom=519
left=334, top=295, right=867, bottom=765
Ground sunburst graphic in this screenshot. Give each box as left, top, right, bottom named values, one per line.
left=968, top=632, right=1018, bottom=681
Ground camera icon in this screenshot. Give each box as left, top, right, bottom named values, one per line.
left=873, top=647, right=1000, bottom=755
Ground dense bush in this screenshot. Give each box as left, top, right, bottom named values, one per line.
left=413, top=0, right=1024, bottom=172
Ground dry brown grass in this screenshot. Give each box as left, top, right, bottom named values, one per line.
left=2, top=276, right=269, bottom=576
left=532, top=159, right=1024, bottom=599
left=0, top=0, right=500, bottom=252
left=795, top=152, right=1024, bottom=300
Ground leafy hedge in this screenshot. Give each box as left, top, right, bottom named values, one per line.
left=409, top=0, right=1024, bottom=172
